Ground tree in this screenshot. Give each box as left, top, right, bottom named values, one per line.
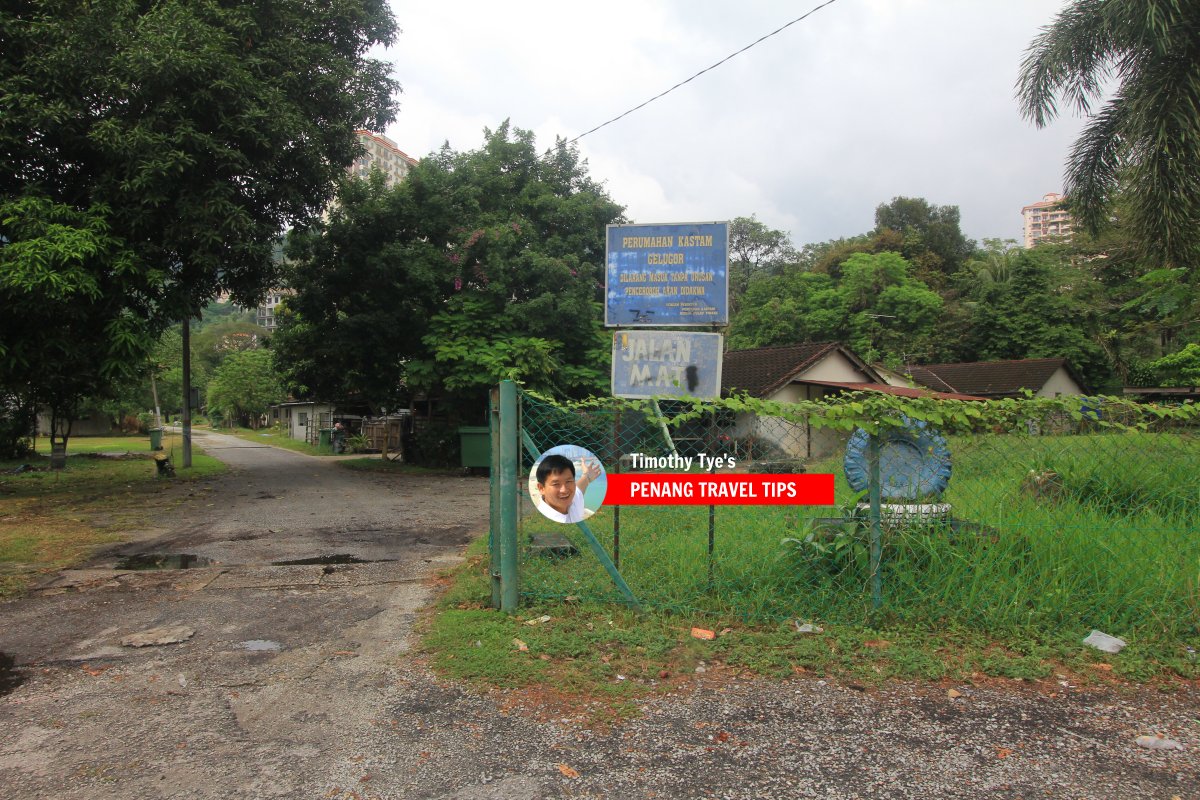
left=273, top=171, right=446, bottom=409
left=1017, top=0, right=1200, bottom=272
left=1, top=1, right=400, bottom=449
left=728, top=251, right=942, bottom=365
left=192, top=313, right=264, bottom=377
left=275, top=123, right=625, bottom=414
left=873, top=197, right=975, bottom=289
left=206, top=349, right=282, bottom=428
left=0, top=195, right=152, bottom=451
left=2, top=0, right=399, bottom=310
left=1148, top=343, right=1200, bottom=385
left=962, top=247, right=1111, bottom=388
left=408, top=127, right=623, bottom=403
left=727, top=216, right=798, bottom=310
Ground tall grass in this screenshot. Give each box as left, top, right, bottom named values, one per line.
left=518, top=431, right=1200, bottom=643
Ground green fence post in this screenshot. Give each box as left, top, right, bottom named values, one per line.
left=519, top=424, right=641, bottom=611
left=868, top=433, right=883, bottom=612
left=499, top=380, right=520, bottom=612
left=489, top=387, right=502, bottom=610
left=613, top=406, right=621, bottom=570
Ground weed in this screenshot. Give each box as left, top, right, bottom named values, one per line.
left=0, top=445, right=225, bottom=596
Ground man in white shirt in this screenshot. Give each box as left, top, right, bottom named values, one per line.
left=534, top=453, right=602, bottom=523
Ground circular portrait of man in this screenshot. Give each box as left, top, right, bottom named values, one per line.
left=528, top=445, right=607, bottom=523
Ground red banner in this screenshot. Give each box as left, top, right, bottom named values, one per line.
left=605, top=473, right=834, bottom=506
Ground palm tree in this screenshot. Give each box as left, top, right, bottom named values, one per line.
left=1016, top=0, right=1200, bottom=271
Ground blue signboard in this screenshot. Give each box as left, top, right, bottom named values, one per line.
left=612, top=330, right=723, bottom=400
left=605, top=222, right=729, bottom=326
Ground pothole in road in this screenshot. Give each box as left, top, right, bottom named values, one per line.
left=0, top=652, right=25, bottom=697
left=270, top=554, right=394, bottom=566
left=115, top=553, right=215, bottom=570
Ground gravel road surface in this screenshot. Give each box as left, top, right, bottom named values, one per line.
left=1, top=430, right=1196, bottom=798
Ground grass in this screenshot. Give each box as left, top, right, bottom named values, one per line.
left=514, top=431, right=1200, bottom=641
left=0, top=431, right=225, bottom=596
left=431, top=428, right=1200, bottom=697
left=422, top=543, right=1196, bottom=716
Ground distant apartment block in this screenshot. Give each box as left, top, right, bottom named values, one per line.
left=256, top=131, right=418, bottom=332
left=257, top=290, right=287, bottom=333
left=349, top=129, right=419, bottom=188
left=1021, top=192, right=1073, bottom=248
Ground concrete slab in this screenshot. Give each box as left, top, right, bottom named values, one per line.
left=205, top=565, right=325, bottom=590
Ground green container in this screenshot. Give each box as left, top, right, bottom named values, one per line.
left=458, top=425, right=491, bottom=468
left=318, top=427, right=333, bottom=450
left=149, top=428, right=164, bottom=451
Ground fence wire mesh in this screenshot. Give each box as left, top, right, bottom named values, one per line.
left=510, top=390, right=1199, bottom=642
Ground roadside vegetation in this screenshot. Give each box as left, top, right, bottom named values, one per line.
left=0, top=432, right=224, bottom=597
left=422, top=536, right=1198, bottom=719
left=208, top=424, right=336, bottom=457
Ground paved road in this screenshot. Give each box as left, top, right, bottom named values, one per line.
left=0, top=430, right=491, bottom=798
left=1, top=431, right=1198, bottom=799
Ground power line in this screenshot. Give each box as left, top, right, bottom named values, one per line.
left=567, top=0, right=844, bottom=145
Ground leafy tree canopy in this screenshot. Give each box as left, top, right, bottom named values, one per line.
left=1, top=0, right=399, bottom=438
left=0, top=195, right=151, bottom=446
left=275, top=122, right=625, bottom=413
left=728, top=215, right=798, bottom=310
left=873, top=196, right=975, bottom=289
left=1017, top=0, right=1200, bottom=272
left=206, top=348, right=283, bottom=428
left=728, top=251, right=942, bottom=366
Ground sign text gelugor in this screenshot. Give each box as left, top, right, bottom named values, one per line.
left=605, top=222, right=729, bottom=326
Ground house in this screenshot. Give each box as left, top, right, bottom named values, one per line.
left=718, top=343, right=980, bottom=460
left=270, top=401, right=366, bottom=444
left=906, top=358, right=1088, bottom=398
left=723, top=342, right=884, bottom=404
left=35, top=405, right=113, bottom=437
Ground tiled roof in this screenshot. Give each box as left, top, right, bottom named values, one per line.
left=722, top=342, right=849, bottom=398
left=906, top=358, right=1084, bottom=397
left=905, top=366, right=958, bottom=393
left=802, top=380, right=985, bottom=402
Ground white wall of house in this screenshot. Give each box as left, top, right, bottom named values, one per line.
left=872, top=365, right=914, bottom=388
left=282, top=402, right=336, bottom=442
left=36, top=410, right=112, bottom=437
left=731, top=352, right=872, bottom=461
left=800, top=352, right=870, bottom=383
left=1038, top=367, right=1085, bottom=397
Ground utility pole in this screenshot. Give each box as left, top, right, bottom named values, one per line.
left=181, top=318, right=192, bottom=468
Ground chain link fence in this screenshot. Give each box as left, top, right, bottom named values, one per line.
left=504, top=388, right=1199, bottom=643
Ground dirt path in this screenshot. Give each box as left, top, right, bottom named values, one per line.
left=1, top=431, right=1198, bottom=798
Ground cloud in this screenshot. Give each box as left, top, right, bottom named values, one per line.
left=384, top=0, right=1083, bottom=246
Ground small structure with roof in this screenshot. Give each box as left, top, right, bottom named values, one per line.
left=719, top=343, right=983, bottom=460
left=906, top=358, right=1088, bottom=399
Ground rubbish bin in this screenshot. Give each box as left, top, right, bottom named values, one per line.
left=458, top=426, right=490, bottom=468
left=318, top=427, right=333, bottom=451
left=149, top=427, right=164, bottom=451
left=50, top=442, right=66, bottom=470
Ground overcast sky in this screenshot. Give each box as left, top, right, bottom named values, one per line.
left=382, top=0, right=1084, bottom=248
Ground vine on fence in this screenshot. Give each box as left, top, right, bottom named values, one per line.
left=521, top=387, right=1197, bottom=438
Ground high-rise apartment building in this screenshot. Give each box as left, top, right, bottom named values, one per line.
left=1021, top=192, right=1073, bottom=248
left=256, top=131, right=418, bottom=332
left=348, top=129, right=419, bottom=188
